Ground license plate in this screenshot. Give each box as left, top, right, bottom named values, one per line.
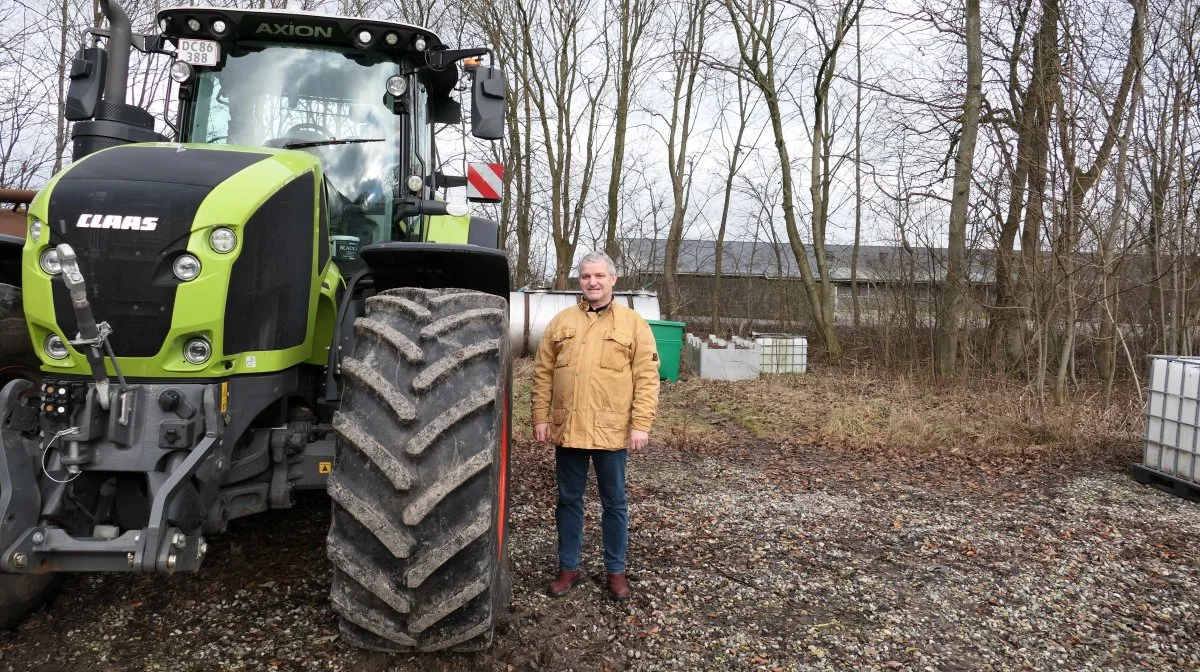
left=177, top=38, right=220, bottom=67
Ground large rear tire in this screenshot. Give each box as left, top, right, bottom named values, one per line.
left=327, top=287, right=511, bottom=652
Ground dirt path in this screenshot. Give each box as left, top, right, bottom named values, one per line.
left=1, top=432, right=1196, bottom=672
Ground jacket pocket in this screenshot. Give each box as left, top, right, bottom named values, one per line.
left=552, top=328, right=577, bottom=368
left=595, top=411, right=629, bottom=449
left=600, top=330, right=634, bottom=371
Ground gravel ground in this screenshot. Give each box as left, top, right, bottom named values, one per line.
left=1, top=394, right=1197, bottom=671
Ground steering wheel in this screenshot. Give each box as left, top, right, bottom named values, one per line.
left=283, top=123, right=332, bottom=140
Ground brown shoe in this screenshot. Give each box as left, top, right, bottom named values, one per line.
left=547, top=569, right=582, bottom=596
left=607, top=572, right=631, bottom=601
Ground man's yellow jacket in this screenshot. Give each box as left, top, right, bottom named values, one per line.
left=531, top=300, right=660, bottom=450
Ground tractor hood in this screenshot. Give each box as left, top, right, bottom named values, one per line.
left=23, top=143, right=331, bottom=378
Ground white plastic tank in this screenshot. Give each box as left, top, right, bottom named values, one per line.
left=753, top=333, right=809, bottom=374
left=1143, top=355, right=1200, bottom=484
left=509, top=289, right=660, bottom=357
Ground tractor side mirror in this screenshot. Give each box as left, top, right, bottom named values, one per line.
left=65, top=47, right=107, bottom=121
left=470, top=67, right=506, bottom=140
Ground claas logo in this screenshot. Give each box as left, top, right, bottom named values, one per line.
left=75, top=213, right=159, bottom=231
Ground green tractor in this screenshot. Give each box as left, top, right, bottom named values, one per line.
left=0, top=0, right=513, bottom=652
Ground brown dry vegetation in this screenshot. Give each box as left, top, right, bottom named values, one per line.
left=639, top=360, right=1143, bottom=467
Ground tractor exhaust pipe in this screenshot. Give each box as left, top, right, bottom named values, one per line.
left=96, top=0, right=130, bottom=104
left=68, top=0, right=165, bottom=160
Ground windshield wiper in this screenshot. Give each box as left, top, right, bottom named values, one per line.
left=283, top=138, right=385, bottom=149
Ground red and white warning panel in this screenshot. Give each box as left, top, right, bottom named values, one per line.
left=466, top=162, right=504, bottom=202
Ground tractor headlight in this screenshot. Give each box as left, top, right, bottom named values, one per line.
left=386, top=75, right=407, bottom=97
left=44, top=334, right=69, bottom=360
left=211, top=18, right=228, bottom=35
left=209, top=227, right=236, bottom=253
left=172, top=254, right=201, bottom=281
left=39, top=249, right=61, bottom=274
left=183, top=337, right=211, bottom=364
left=29, top=218, right=42, bottom=243
left=356, top=29, right=373, bottom=47
left=170, top=61, right=193, bottom=83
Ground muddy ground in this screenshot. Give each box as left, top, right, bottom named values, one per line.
left=0, top=367, right=1196, bottom=672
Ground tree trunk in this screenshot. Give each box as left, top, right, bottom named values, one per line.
left=851, top=18, right=863, bottom=329
left=603, top=0, right=654, bottom=262
left=934, top=0, right=982, bottom=377
left=712, top=75, right=751, bottom=336
left=722, top=0, right=858, bottom=359
left=53, top=0, right=72, bottom=173
left=662, top=0, right=706, bottom=320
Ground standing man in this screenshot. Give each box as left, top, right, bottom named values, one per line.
left=531, top=251, right=660, bottom=601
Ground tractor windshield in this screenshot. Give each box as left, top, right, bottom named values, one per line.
left=188, top=46, right=424, bottom=247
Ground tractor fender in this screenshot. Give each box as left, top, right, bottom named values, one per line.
left=359, top=242, right=510, bottom=300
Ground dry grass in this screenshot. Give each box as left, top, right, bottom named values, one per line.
left=513, top=357, right=1145, bottom=466
left=655, top=362, right=1144, bottom=465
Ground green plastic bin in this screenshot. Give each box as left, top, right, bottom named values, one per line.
left=646, top=319, right=685, bottom=382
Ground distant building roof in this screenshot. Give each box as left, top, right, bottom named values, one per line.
left=619, top=238, right=996, bottom=283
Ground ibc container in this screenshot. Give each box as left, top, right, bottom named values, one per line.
left=1142, top=355, right=1200, bottom=486
left=753, top=333, right=808, bottom=374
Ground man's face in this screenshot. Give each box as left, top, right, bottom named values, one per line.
left=578, top=261, right=616, bottom=306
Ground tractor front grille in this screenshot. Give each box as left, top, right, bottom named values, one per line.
left=223, top=174, right=316, bottom=355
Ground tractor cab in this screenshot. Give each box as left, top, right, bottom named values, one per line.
left=158, top=8, right=467, bottom=254
left=68, top=5, right=504, bottom=266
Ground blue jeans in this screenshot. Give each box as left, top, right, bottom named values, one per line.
left=556, top=447, right=628, bottom=574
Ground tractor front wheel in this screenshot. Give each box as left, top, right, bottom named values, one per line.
left=326, top=287, right=511, bottom=652
left=0, top=574, right=56, bottom=630
left=0, top=284, right=38, bottom=388
left=0, top=362, right=55, bottom=630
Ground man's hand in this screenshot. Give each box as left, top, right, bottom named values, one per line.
left=630, top=429, right=649, bottom=451
left=534, top=423, right=550, bottom=443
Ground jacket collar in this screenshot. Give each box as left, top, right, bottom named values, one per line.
left=577, top=297, right=618, bottom=313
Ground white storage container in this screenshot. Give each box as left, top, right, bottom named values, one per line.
left=753, top=333, right=808, bottom=374
left=684, top=334, right=760, bottom=381
left=1142, top=356, right=1200, bottom=485
left=509, top=289, right=660, bottom=357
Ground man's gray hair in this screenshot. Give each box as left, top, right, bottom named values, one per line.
left=577, top=251, right=617, bottom=276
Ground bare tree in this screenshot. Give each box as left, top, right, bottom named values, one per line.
left=711, top=65, right=758, bottom=334
left=511, top=0, right=611, bottom=288
left=1045, top=0, right=1145, bottom=402
left=721, top=0, right=862, bottom=358
left=659, top=0, right=708, bottom=319
left=934, top=0, right=982, bottom=376
left=602, top=0, right=659, bottom=261
left=471, top=0, right=537, bottom=285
